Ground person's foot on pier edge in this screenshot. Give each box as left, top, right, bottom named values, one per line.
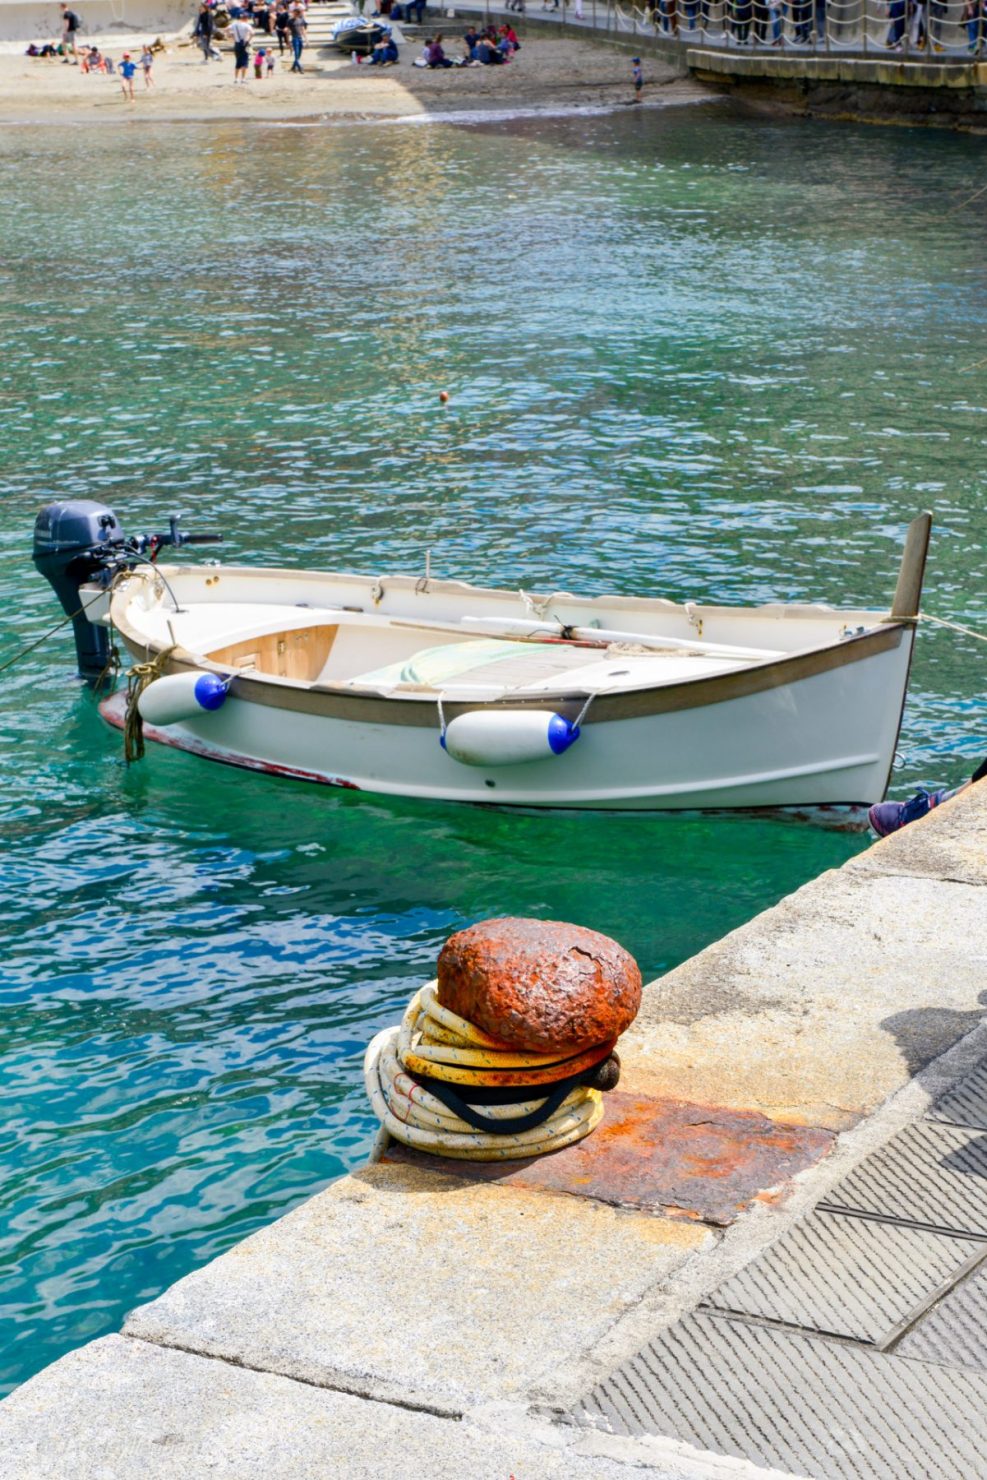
left=868, top=786, right=951, bottom=837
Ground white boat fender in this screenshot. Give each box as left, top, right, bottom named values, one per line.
left=137, top=671, right=230, bottom=727
left=441, top=708, right=582, bottom=767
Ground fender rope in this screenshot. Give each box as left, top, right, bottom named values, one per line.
left=364, top=983, right=620, bottom=1161
left=124, top=646, right=175, bottom=763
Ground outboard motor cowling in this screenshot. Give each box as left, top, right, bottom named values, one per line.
left=33, top=500, right=125, bottom=685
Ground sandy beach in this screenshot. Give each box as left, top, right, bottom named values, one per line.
left=0, top=35, right=697, bottom=124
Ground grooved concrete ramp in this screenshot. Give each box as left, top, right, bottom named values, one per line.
left=928, top=1060, right=987, bottom=1133
left=820, top=1120, right=987, bottom=1237
left=898, top=1263, right=987, bottom=1371
left=576, top=1311, right=987, bottom=1480
left=703, top=1209, right=983, bottom=1344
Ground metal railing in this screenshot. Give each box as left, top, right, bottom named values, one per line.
left=542, top=0, right=986, bottom=60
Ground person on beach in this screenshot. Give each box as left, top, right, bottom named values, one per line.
left=253, top=45, right=265, bottom=75
left=631, top=55, right=643, bottom=100
left=288, top=4, right=306, bottom=71
left=60, top=3, right=81, bottom=62
left=426, top=32, right=453, bottom=63
left=140, top=43, right=155, bottom=84
left=266, top=46, right=276, bottom=72
left=230, top=11, right=254, bottom=79
left=367, top=33, right=399, bottom=60
left=194, top=2, right=221, bottom=60
left=119, top=50, right=137, bottom=99
left=274, top=0, right=291, bottom=50
left=869, top=755, right=987, bottom=837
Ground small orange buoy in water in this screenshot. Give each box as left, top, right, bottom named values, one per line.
left=439, top=389, right=449, bottom=403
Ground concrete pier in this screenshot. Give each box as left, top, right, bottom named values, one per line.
left=2, top=783, right=986, bottom=1477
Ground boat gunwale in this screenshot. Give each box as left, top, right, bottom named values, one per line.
left=109, top=576, right=909, bottom=727
left=115, top=560, right=894, bottom=626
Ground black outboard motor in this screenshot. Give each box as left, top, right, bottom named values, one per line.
left=33, top=500, right=223, bottom=686
left=33, top=500, right=127, bottom=685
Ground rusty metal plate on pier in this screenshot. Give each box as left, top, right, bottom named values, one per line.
left=821, top=1121, right=987, bottom=1238
left=927, top=1060, right=987, bottom=1133
left=704, top=1208, right=983, bottom=1344
left=575, top=1311, right=987, bottom=1480
left=384, top=1092, right=834, bottom=1225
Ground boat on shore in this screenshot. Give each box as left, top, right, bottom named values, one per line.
left=34, top=503, right=931, bottom=814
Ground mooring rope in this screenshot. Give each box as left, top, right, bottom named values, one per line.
left=364, top=983, right=619, bottom=1161
left=918, top=611, right=987, bottom=644
left=124, top=646, right=175, bottom=763
left=0, top=592, right=107, bottom=678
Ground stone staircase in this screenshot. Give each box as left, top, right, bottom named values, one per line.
left=302, top=0, right=361, bottom=50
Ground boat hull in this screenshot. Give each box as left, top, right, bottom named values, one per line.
left=100, top=623, right=912, bottom=811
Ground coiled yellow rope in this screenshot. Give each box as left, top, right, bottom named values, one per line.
left=364, top=983, right=611, bottom=1161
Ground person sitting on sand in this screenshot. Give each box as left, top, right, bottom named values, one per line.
left=426, top=32, right=452, bottom=64
left=80, top=45, right=104, bottom=71
left=473, top=33, right=504, bottom=61
left=498, top=22, right=520, bottom=48
left=367, top=33, right=399, bottom=61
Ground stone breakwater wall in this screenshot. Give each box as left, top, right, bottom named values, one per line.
left=0, top=0, right=191, bottom=47
left=0, top=782, right=985, bottom=1478
left=686, top=46, right=987, bottom=122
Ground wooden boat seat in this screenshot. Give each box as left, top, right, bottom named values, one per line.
left=208, top=624, right=338, bottom=682
left=348, top=638, right=599, bottom=694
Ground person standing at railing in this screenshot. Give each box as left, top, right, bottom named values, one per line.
left=909, top=0, right=926, bottom=45
left=813, top=0, right=826, bottom=38
left=734, top=0, right=753, bottom=41
left=792, top=0, right=812, bottom=39
left=885, top=0, right=906, bottom=46
left=963, top=0, right=982, bottom=48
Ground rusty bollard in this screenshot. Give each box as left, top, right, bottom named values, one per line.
left=364, top=917, right=642, bottom=1161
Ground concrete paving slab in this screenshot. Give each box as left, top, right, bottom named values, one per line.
left=576, top=1311, right=987, bottom=1480
left=620, top=870, right=987, bottom=1130
left=821, top=1119, right=987, bottom=1237
left=845, top=780, right=987, bottom=888
left=704, top=1208, right=983, bottom=1343
left=123, top=1163, right=709, bottom=1416
left=385, top=1092, right=834, bottom=1226
left=0, top=1334, right=744, bottom=1480
left=927, top=1058, right=987, bottom=1132
left=897, top=1259, right=987, bottom=1371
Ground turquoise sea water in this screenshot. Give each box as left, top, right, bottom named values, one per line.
left=1, top=101, right=985, bottom=1395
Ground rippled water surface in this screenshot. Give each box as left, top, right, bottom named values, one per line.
left=1, top=104, right=985, bottom=1395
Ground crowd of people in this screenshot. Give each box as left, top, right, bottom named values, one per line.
left=26, top=10, right=164, bottom=98
left=196, top=0, right=309, bottom=74
left=410, top=21, right=521, bottom=65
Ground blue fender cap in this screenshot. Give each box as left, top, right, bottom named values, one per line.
left=547, top=713, right=580, bottom=755
left=193, top=673, right=229, bottom=712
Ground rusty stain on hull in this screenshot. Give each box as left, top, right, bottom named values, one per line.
left=385, top=1091, right=835, bottom=1226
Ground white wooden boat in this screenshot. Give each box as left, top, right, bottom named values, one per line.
left=80, top=512, right=931, bottom=813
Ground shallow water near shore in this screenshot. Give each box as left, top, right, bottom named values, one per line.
left=1, top=103, right=986, bottom=1395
